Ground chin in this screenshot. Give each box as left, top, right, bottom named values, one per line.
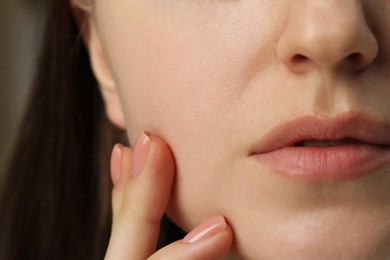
left=228, top=206, right=390, bottom=259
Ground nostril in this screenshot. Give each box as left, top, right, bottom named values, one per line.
left=288, top=54, right=310, bottom=73
left=291, top=54, right=308, bottom=64
left=347, top=52, right=363, bottom=67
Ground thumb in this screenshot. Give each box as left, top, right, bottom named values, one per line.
left=149, top=215, right=233, bottom=260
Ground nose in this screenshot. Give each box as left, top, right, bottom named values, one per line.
left=277, top=1, right=378, bottom=74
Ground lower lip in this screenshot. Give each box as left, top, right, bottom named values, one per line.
left=251, top=144, right=390, bottom=181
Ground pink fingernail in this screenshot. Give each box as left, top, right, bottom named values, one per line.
left=110, top=144, right=123, bottom=185
left=132, top=132, right=151, bottom=177
left=183, top=215, right=227, bottom=243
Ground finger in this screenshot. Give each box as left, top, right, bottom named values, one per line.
left=149, top=215, right=233, bottom=260
left=111, top=145, right=133, bottom=221
left=106, top=132, right=175, bottom=260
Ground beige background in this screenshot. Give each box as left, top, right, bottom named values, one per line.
left=0, top=0, right=42, bottom=177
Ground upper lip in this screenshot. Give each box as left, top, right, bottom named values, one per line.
left=250, top=112, right=390, bottom=154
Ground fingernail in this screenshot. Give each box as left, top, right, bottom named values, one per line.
left=183, top=215, right=227, bottom=243
left=110, top=144, right=123, bottom=185
left=132, top=132, right=151, bottom=177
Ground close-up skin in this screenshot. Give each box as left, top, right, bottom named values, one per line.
left=79, top=0, right=390, bottom=259
left=1, top=0, right=390, bottom=259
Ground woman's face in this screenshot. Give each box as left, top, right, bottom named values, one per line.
left=90, top=1, right=390, bottom=258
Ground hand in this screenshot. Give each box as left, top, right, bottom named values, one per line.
left=105, top=132, right=233, bottom=259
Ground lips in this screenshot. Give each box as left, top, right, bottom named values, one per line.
left=249, top=113, right=390, bottom=181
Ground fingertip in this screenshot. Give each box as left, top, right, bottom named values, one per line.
left=184, top=215, right=227, bottom=243
left=130, top=132, right=175, bottom=179
left=149, top=217, right=233, bottom=260
left=192, top=215, right=233, bottom=251
left=120, top=146, right=133, bottom=179
left=220, top=223, right=234, bottom=254
left=110, top=144, right=123, bottom=185
left=111, top=145, right=133, bottom=218
left=147, top=135, right=176, bottom=176
left=187, top=222, right=233, bottom=259
left=132, top=132, right=152, bottom=177
left=127, top=134, right=175, bottom=223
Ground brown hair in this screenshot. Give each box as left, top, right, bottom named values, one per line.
left=0, top=0, right=184, bottom=259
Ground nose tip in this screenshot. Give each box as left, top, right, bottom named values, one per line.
left=277, top=1, right=379, bottom=73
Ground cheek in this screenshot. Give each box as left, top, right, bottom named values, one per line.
left=95, top=0, right=281, bottom=144
left=112, top=32, right=247, bottom=229
left=115, top=43, right=241, bottom=229
left=95, top=0, right=284, bottom=231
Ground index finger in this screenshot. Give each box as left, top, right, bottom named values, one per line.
left=105, top=133, right=176, bottom=260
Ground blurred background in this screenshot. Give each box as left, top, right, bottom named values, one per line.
left=0, top=0, right=43, bottom=178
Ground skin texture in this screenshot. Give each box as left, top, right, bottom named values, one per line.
left=105, top=139, right=233, bottom=259
left=74, top=0, right=390, bottom=258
